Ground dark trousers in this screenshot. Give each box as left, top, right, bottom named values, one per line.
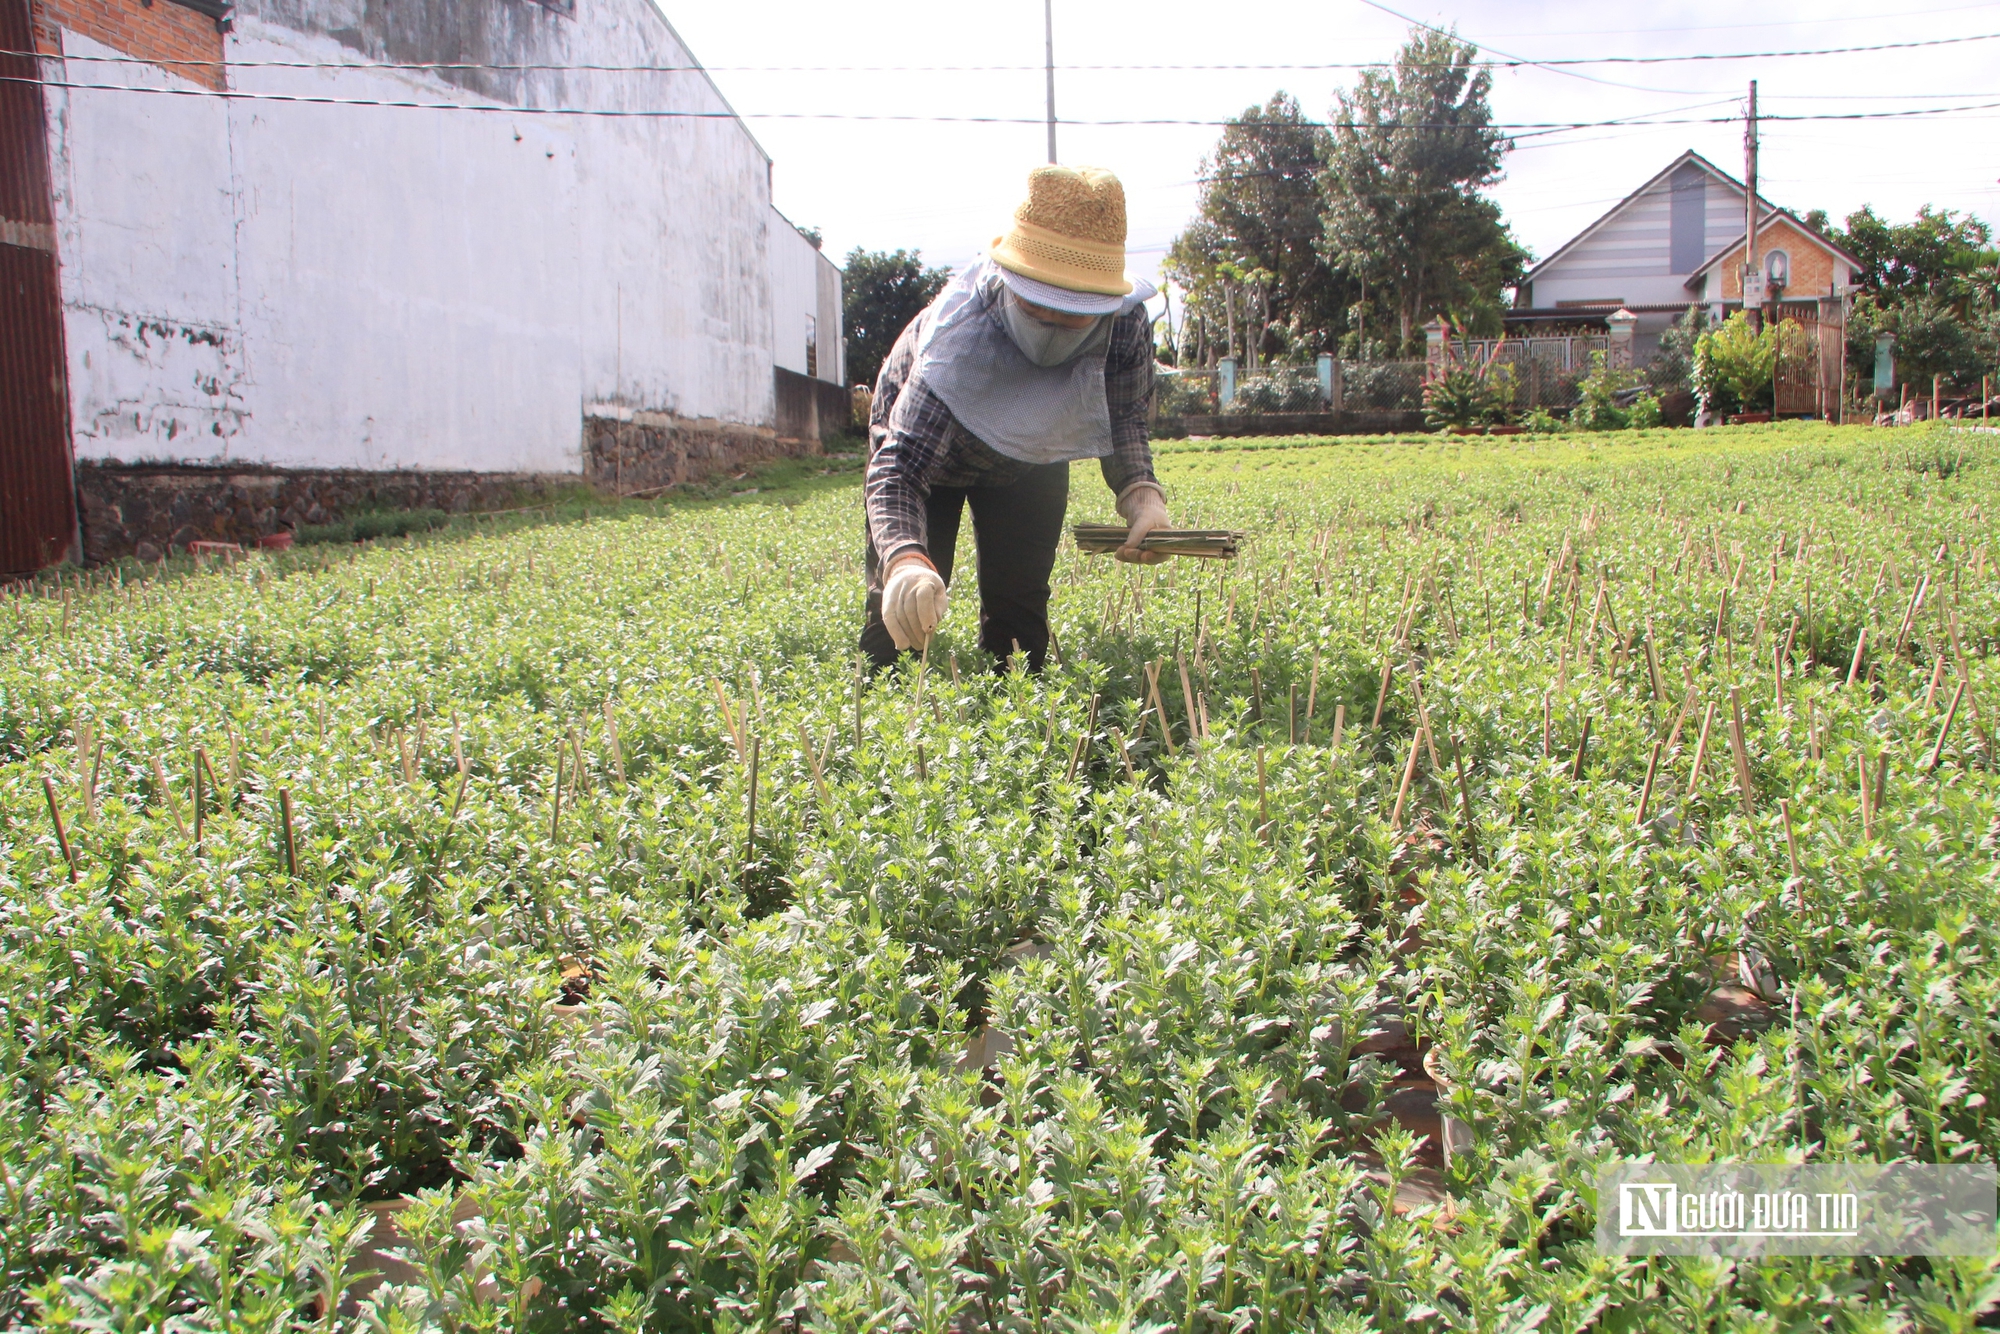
left=861, top=462, right=1070, bottom=672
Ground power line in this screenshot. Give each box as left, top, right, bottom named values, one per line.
left=6, top=29, right=1997, bottom=75
left=8, top=73, right=2000, bottom=128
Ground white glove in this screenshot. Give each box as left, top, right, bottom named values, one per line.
left=1116, top=482, right=1170, bottom=565
left=882, top=552, right=948, bottom=651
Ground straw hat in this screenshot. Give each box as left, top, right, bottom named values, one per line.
left=990, top=165, right=1134, bottom=314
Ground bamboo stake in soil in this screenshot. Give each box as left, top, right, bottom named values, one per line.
left=1846, top=628, right=1868, bottom=687
left=1305, top=647, right=1321, bottom=742
left=1331, top=704, right=1346, bottom=754
left=1390, top=732, right=1422, bottom=833
left=1925, top=681, right=1966, bottom=773
left=1727, top=688, right=1757, bottom=818
left=1452, top=737, right=1476, bottom=853
left=798, top=722, right=830, bottom=807
left=42, top=776, right=77, bottom=884
left=550, top=745, right=566, bottom=841
left=1570, top=716, right=1592, bottom=782
left=1372, top=654, right=1395, bottom=728
left=1145, top=662, right=1179, bottom=757
left=1636, top=741, right=1664, bottom=825
left=1256, top=746, right=1270, bottom=839
left=744, top=735, right=761, bottom=871
left=1858, top=753, right=1874, bottom=841
left=278, top=789, right=297, bottom=876
left=193, top=752, right=204, bottom=853
left=604, top=698, right=625, bottom=784
left=854, top=654, right=866, bottom=751
left=1687, top=703, right=1717, bottom=797
left=151, top=756, right=189, bottom=838
left=1780, top=799, right=1801, bottom=883
left=1175, top=652, right=1200, bottom=743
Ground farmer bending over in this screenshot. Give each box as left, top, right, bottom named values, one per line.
left=861, top=165, right=1170, bottom=671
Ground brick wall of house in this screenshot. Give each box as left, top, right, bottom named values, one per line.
left=32, top=0, right=226, bottom=91
left=1714, top=217, right=1848, bottom=301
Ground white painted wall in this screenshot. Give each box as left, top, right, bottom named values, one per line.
left=45, top=0, right=781, bottom=472
left=768, top=209, right=844, bottom=384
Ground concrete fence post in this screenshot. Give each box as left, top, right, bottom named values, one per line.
left=1606, top=308, right=1638, bottom=370
left=1218, top=357, right=1237, bottom=408
left=1316, top=353, right=1334, bottom=407
left=1873, top=333, right=1895, bottom=400
left=1423, top=318, right=1449, bottom=378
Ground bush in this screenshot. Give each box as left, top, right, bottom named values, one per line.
left=1422, top=362, right=1517, bottom=430
left=1223, top=366, right=1322, bottom=414
left=1572, top=351, right=1648, bottom=431
left=1156, top=369, right=1218, bottom=417
left=297, top=508, right=450, bottom=546
left=1696, top=313, right=1778, bottom=415
left=1521, top=405, right=1563, bottom=434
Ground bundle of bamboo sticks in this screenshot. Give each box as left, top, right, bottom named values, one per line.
left=1071, top=525, right=1245, bottom=559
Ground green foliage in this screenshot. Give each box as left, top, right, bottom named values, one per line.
left=1154, top=369, right=1218, bottom=418
left=1626, top=391, right=1663, bottom=429
left=1520, top=405, right=1562, bottom=434
left=1165, top=94, right=1350, bottom=362
left=840, top=248, right=950, bottom=391
left=1835, top=205, right=1998, bottom=315
left=1226, top=366, right=1324, bottom=414
left=1320, top=27, right=1526, bottom=351
left=1571, top=350, right=1648, bottom=430
left=5, top=424, right=1999, bottom=1329
left=1422, top=361, right=1516, bottom=429
left=297, top=508, right=450, bottom=546
left=1694, top=314, right=1784, bottom=416
left=1831, top=205, right=1999, bottom=395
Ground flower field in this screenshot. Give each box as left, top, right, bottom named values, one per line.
left=4, top=423, right=1998, bottom=1331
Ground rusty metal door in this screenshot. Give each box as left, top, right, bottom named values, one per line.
left=0, top=0, right=75, bottom=574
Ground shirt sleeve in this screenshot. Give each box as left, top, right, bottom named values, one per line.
left=1099, top=305, right=1159, bottom=499
left=864, top=315, right=952, bottom=565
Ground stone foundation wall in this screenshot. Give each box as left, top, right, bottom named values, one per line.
left=75, top=413, right=807, bottom=562
left=74, top=464, right=584, bottom=563
left=580, top=412, right=801, bottom=496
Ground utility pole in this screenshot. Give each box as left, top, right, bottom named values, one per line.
left=1743, top=79, right=1761, bottom=332
left=1044, top=0, right=1057, bottom=163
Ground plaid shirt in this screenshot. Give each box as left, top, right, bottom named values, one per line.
left=865, top=291, right=1157, bottom=566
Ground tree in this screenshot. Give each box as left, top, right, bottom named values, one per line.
left=1163, top=93, right=1352, bottom=364
left=842, top=248, right=951, bottom=390
left=1319, top=26, right=1526, bottom=352
left=1830, top=206, right=2000, bottom=392
left=1834, top=205, right=1997, bottom=315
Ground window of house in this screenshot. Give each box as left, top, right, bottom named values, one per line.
left=805, top=315, right=818, bottom=379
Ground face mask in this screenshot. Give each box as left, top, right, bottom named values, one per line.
left=999, top=293, right=1107, bottom=367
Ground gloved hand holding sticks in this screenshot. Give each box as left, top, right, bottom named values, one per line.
left=1116, top=482, right=1170, bottom=565
left=882, top=551, right=948, bottom=651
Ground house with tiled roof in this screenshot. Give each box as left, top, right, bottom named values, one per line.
left=1508, top=150, right=1863, bottom=361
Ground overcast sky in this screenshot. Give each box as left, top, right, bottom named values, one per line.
left=664, top=0, right=2000, bottom=294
